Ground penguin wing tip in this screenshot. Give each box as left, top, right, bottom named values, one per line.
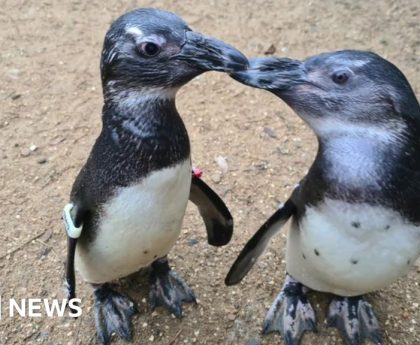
left=206, top=218, right=234, bottom=246
left=224, top=270, right=242, bottom=286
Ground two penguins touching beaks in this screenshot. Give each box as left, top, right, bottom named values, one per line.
left=62, top=8, right=420, bottom=345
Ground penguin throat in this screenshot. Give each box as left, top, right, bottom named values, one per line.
left=104, top=85, right=179, bottom=109
left=317, top=134, right=400, bottom=191
left=114, top=103, right=181, bottom=138
left=101, top=86, right=190, bottom=161
left=305, top=116, right=407, bottom=145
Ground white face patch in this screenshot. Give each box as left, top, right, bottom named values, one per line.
left=126, top=26, right=144, bottom=38
left=350, top=59, right=370, bottom=67
left=327, top=54, right=371, bottom=68
left=125, top=27, right=167, bottom=48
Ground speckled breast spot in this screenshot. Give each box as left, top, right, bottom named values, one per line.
left=286, top=198, right=420, bottom=296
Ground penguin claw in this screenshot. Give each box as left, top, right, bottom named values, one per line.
left=149, top=259, right=196, bottom=318
left=93, top=284, right=139, bottom=345
left=263, top=274, right=316, bottom=345
left=327, top=296, right=382, bottom=345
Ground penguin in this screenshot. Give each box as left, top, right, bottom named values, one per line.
left=62, top=8, right=247, bottom=344
left=225, top=51, right=420, bottom=345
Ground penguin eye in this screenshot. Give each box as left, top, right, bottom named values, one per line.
left=138, top=42, right=161, bottom=57
left=332, top=70, right=350, bottom=84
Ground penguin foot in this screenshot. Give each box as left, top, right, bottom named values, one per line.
left=93, top=284, right=139, bottom=345
left=149, top=257, right=196, bottom=318
left=263, top=274, right=316, bottom=345
left=327, top=295, right=382, bottom=345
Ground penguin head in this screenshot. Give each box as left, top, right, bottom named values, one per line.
left=232, top=51, right=420, bottom=139
left=101, top=8, right=248, bottom=99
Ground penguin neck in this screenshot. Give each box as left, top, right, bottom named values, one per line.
left=103, top=86, right=183, bottom=138
left=101, top=86, right=190, bottom=163
left=302, top=119, right=420, bottom=222
left=106, top=84, right=177, bottom=109
left=311, top=119, right=408, bottom=192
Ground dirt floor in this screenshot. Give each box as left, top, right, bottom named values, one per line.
left=0, top=0, right=419, bottom=344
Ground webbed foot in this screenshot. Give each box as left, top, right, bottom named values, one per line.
left=149, top=257, right=196, bottom=318
left=263, top=274, right=316, bottom=345
left=93, top=284, right=138, bottom=345
left=327, top=295, right=382, bottom=345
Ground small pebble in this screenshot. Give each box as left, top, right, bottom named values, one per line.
left=211, top=173, right=222, bottom=184
left=264, top=44, right=276, bottom=55
left=263, top=127, right=278, bottom=138
left=20, top=149, right=31, bottom=157
left=215, top=155, right=228, bottom=174
left=187, top=239, right=199, bottom=246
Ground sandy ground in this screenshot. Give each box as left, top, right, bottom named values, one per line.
left=0, top=0, right=419, bottom=344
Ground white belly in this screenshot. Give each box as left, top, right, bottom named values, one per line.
left=75, top=159, right=192, bottom=284
left=287, top=198, right=420, bottom=296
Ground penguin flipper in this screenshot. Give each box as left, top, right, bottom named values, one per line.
left=225, top=199, right=296, bottom=286
left=189, top=174, right=233, bottom=246
left=63, top=201, right=89, bottom=303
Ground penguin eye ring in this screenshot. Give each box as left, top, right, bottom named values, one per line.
left=332, top=70, right=350, bottom=84
left=138, top=42, right=161, bottom=57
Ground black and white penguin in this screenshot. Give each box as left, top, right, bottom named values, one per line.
left=62, top=8, right=247, bottom=344
left=226, top=51, right=420, bottom=345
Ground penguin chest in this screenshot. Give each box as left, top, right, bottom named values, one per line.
left=286, top=198, right=420, bottom=296
left=76, top=159, right=192, bottom=284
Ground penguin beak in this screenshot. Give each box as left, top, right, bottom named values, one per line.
left=230, top=57, right=307, bottom=93
left=174, top=31, right=248, bottom=72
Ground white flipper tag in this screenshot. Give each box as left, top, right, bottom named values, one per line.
left=63, top=203, right=83, bottom=239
